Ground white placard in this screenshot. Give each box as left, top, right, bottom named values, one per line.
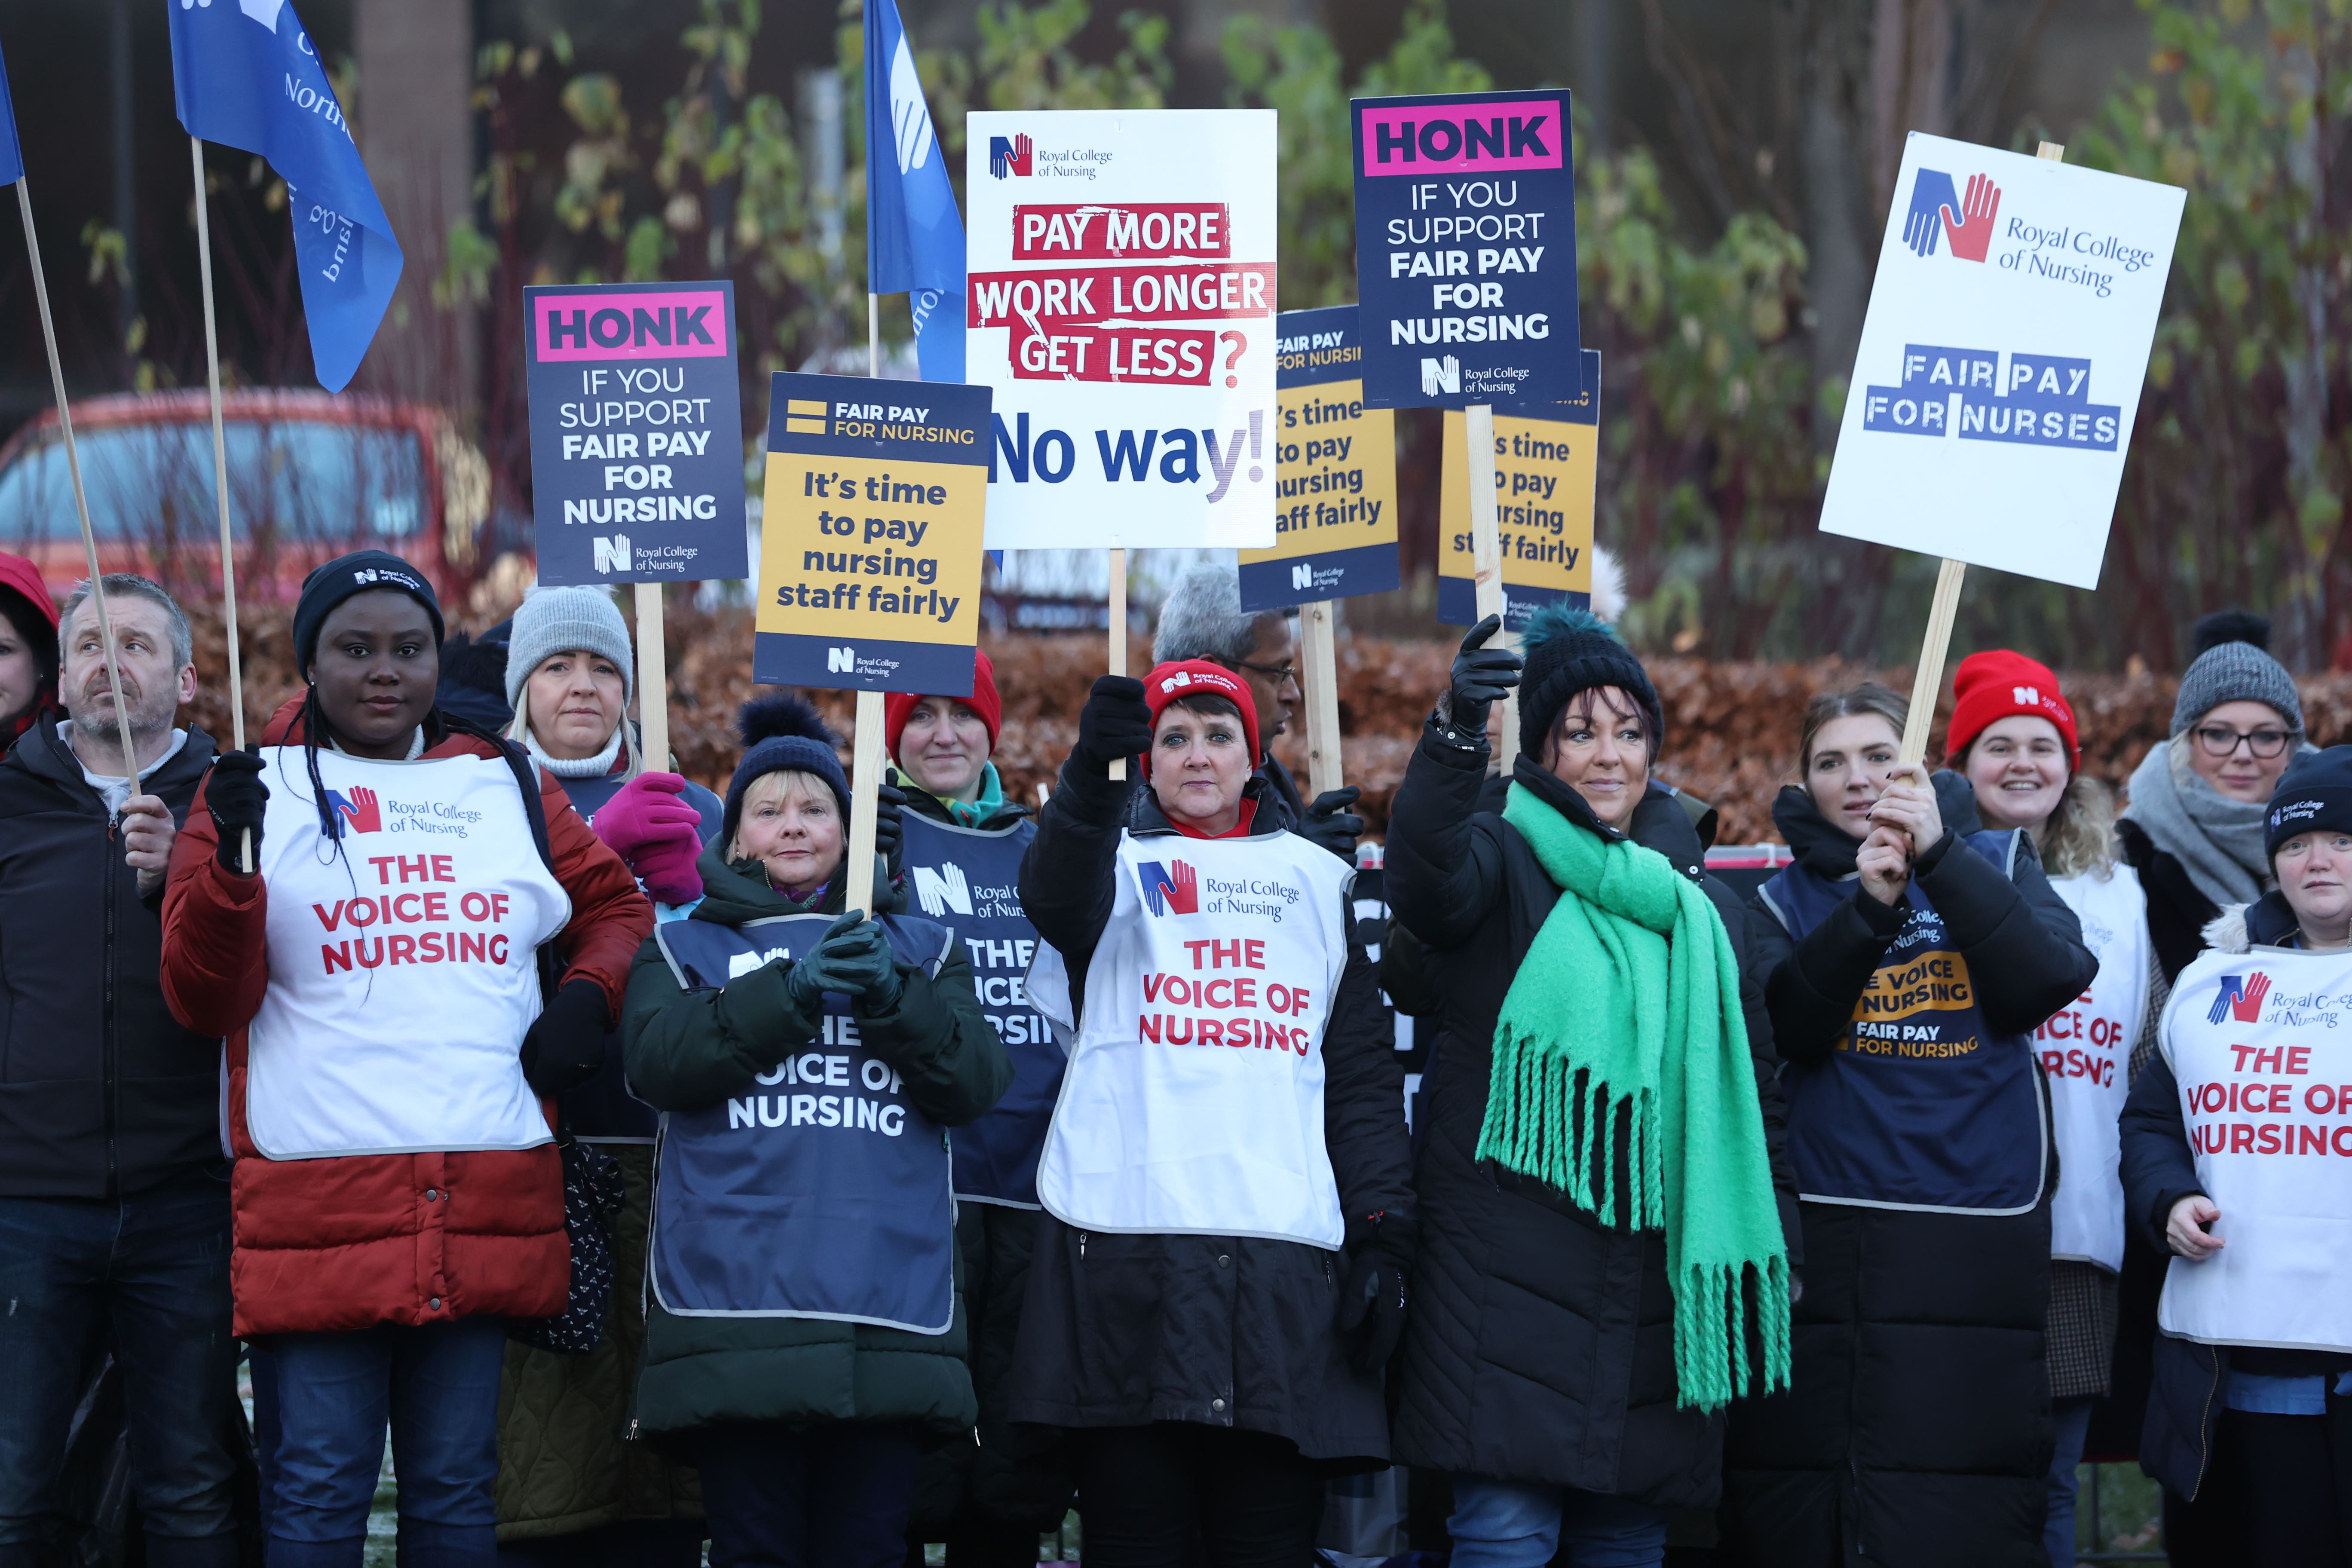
left=1818, top=132, right=2184, bottom=590
left=965, top=109, right=1278, bottom=550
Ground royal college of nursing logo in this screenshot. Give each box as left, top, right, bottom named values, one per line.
left=989, top=133, right=1034, bottom=180
left=1136, top=859, right=1200, bottom=917
left=1900, top=168, right=2001, bottom=263
left=326, top=786, right=383, bottom=838
left=2208, top=971, right=2272, bottom=1026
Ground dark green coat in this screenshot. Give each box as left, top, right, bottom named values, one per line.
left=623, top=845, right=1013, bottom=1439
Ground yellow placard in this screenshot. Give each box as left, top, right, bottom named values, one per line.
left=1237, top=308, right=1400, bottom=608
left=1437, top=398, right=1598, bottom=626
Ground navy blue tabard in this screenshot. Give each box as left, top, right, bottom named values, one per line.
left=1757, top=830, right=2048, bottom=1213
left=649, top=912, right=958, bottom=1332
left=901, top=811, right=1063, bottom=1207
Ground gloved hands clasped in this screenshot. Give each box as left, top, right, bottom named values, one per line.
left=781, top=911, right=905, bottom=1019
left=1443, top=614, right=1523, bottom=746
left=592, top=771, right=705, bottom=905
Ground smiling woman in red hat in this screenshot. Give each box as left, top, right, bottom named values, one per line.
left=1946, top=649, right=2154, bottom=1568
left=1004, top=664, right=1412, bottom=1567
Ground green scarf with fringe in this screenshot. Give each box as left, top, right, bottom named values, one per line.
left=1483, top=782, right=1791, bottom=1411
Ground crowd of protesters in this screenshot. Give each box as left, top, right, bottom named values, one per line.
left=0, top=544, right=2346, bottom=1568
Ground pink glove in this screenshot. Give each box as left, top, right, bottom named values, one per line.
left=594, top=772, right=707, bottom=905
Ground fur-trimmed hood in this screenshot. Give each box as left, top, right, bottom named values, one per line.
left=2202, top=890, right=2300, bottom=954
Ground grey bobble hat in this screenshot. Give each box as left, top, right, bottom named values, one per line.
left=505, top=585, right=634, bottom=709
left=2171, top=638, right=2303, bottom=738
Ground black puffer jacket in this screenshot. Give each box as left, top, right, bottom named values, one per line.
left=2115, top=817, right=2221, bottom=986
left=0, top=719, right=221, bottom=1198
left=1005, top=752, right=1412, bottom=1466
left=1382, top=733, right=1798, bottom=1507
left=1722, top=775, right=2093, bottom=1568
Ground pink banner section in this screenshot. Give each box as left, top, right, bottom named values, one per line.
left=1011, top=203, right=1233, bottom=260
left=534, top=289, right=730, bottom=362
left=1358, top=99, right=1565, bottom=176
left=1008, top=323, right=1218, bottom=384
left=968, top=263, right=1275, bottom=328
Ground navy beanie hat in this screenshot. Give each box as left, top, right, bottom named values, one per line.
left=294, top=550, right=445, bottom=679
left=1515, top=603, right=1663, bottom=761
left=2266, top=745, right=2352, bottom=859
left=724, top=695, right=851, bottom=846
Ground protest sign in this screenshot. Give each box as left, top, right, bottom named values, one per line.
left=1437, top=349, right=1602, bottom=629
left=752, top=372, right=991, bottom=698
left=1350, top=89, right=1581, bottom=410
left=963, top=109, right=1278, bottom=551
left=1239, top=306, right=1400, bottom=612
left=1820, top=133, right=2183, bottom=591
left=524, top=280, right=749, bottom=587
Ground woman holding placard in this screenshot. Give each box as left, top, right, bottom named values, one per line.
left=1384, top=610, right=1796, bottom=1568
left=1946, top=652, right=2156, bottom=1568
left=621, top=695, right=1009, bottom=1568
left=2123, top=745, right=2352, bottom=1567
left=158, top=551, right=655, bottom=1568
left=1721, top=681, right=2097, bottom=1568
left=1008, top=663, right=1412, bottom=1567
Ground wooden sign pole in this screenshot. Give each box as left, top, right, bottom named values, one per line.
left=845, top=293, right=888, bottom=914
left=1297, top=599, right=1343, bottom=798
left=1106, top=547, right=1129, bottom=782
left=190, top=137, right=252, bottom=871
left=1464, top=402, right=1513, bottom=753
left=633, top=581, right=669, bottom=770
left=1896, top=141, right=2066, bottom=766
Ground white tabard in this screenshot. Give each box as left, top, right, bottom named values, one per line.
left=2158, top=944, right=2352, bottom=1354
left=242, top=746, right=571, bottom=1159
left=1027, top=827, right=1354, bottom=1248
left=2044, top=865, right=2150, bottom=1272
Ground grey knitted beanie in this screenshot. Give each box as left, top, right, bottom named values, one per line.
left=505, top=585, right=634, bottom=709
left=2171, top=639, right=2302, bottom=737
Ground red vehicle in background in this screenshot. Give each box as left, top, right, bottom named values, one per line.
left=0, top=389, right=493, bottom=603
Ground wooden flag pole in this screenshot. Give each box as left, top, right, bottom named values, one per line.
left=1895, top=141, right=2067, bottom=766
left=633, top=582, right=669, bottom=770
left=1464, top=402, right=1513, bottom=754
left=190, top=137, right=251, bottom=870
left=17, top=177, right=139, bottom=787
left=1297, top=599, right=1343, bottom=798
left=844, top=293, right=888, bottom=914
left=1106, top=548, right=1129, bottom=783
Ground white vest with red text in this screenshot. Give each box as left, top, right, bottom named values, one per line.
left=1027, top=827, right=1353, bottom=1249
left=2158, top=943, right=2352, bottom=1354
left=242, top=745, right=571, bottom=1158
left=2044, top=865, right=2149, bottom=1272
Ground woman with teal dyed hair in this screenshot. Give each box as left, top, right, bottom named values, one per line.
left=1384, top=606, right=1798, bottom=1568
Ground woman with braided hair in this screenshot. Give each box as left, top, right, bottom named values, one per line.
left=159, top=551, right=653, bottom=1568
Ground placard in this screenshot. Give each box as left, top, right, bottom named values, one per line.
left=752, top=373, right=991, bottom=694
left=525, top=279, right=749, bottom=584
left=1350, top=89, right=1581, bottom=410
left=1818, top=132, right=2184, bottom=589
left=963, top=109, right=1277, bottom=550
left=1437, top=349, right=1600, bottom=627
left=1238, top=306, right=1400, bottom=611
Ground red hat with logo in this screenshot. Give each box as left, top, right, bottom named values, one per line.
left=1945, top=649, right=2080, bottom=770
left=1140, top=659, right=1259, bottom=775
left=884, top=649, right=1004, bottom=760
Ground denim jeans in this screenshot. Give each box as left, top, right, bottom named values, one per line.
left=0, top=1175, right=242, bottom=1568
left=1447, top=1473, right=1667, bottom=1568
left=2046, top=1394, right=2095, bottom=1567
left=263, top=1317, right=509, bottom=1568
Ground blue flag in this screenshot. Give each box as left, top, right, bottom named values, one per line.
left=0, top=37, right=23, bottom=187
left=864, top=0, right=965, bottom=383
left=168, top=0, right=402, bottom=393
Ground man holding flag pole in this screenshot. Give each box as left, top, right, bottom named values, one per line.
left=168, top=0, right=404, bottom=861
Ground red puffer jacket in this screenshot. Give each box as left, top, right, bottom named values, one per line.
left=161, top=699, right=653, bottom=1337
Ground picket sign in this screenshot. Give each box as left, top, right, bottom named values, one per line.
left=190, top=137, right=251, bottom=870
left=1895, top=138, right=2067, bottom=766
left=1464, top=403, right=1516, bottom=755
left=1297, top=599, right=1343, bottom=797
left=14, top=177, right=140, bottom=785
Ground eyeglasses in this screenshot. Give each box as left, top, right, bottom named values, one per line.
left=2191, top=724, right=2296, bottom=760
left=1234, top=658, right=1297, bottom=685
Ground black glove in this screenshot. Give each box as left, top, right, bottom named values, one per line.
left=520, top=978, right=609, bottom=1096
left=1074, top=675, right=1152, bottom=774
left=1297, top=786, right=1363, bottom=861
left=1335, top=1211, right=1410, bottom=1374
left=206, top=748, right=270, bottom=872
left=873, top=781, right=907, bottom=865
left=782, top=912, right=888, bottom=1018
left=1445, top=614, right=1522, bottom=743
left=830, top=918, right=907, bottom=1016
